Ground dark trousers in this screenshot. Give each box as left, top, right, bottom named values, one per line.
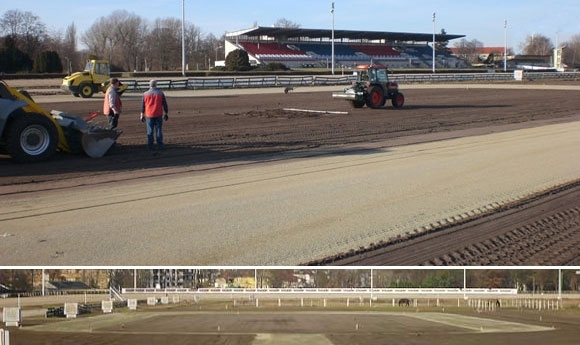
left=107, top=113, right=119, bottom=130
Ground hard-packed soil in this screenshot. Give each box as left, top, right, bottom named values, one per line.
left=6, top=305, right=580, bottom=345
left=1, top=83, right=580, bottom=265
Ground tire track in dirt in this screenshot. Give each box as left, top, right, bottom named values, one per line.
left=308, top=180, right=580, bottom=266
left=427, top=206, right=580, bottom=265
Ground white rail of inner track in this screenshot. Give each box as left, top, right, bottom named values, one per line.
left=121, top=287, right=518, bottom=295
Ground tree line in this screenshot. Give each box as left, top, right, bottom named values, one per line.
left=1, top=269, right=578, bottom=294
left=0, top=9, right=221, bottom=74
left=452, top=33, right=580, bottom=67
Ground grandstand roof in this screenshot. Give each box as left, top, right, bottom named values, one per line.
left=226, top=26, right=465, bottom=43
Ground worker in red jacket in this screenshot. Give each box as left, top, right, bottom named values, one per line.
left=140, top=79, right=169, bottom=150
left=103, top=77, right=122, bottom=130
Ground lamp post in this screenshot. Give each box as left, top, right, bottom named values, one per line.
left=432, top=12, right=436, bottom=73
left=181, top=0, right=186, bottom=76
left=504, top=19, right=507, bottom=72
left=370, top=269, right=373, bottom=301
left=558, top=268, right=562, bottom=302
left=331, top=2, right=335, bottom=75
left=215, top=45, right=223, bottom=62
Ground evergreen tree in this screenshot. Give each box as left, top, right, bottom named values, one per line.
left=33, top=50, right=63, bottom=73
left=0, top=35, right=32, bottom=73
left=225, top=49, right=251, bottom=71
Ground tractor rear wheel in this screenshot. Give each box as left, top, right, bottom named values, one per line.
left=5, top=112, right=59, bottom=163
left=365, top=86, right=384, bottom=109
left=79, top=83, right=94, bottom=98
left=392, top=92, right=405, bottom=108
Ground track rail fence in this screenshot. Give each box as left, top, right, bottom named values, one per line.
left=121, top=287, right=518, bottom=295
left=120, top=71, right=580, bottom=92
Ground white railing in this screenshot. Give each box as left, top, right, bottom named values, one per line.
left=121, top=287, right=518, bottom=295
left=120, top=71, right=580, bottom=92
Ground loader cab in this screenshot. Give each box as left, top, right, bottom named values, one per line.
left=85, top=60, right=111, bottom=85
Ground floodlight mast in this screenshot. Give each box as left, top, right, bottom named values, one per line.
left=504, top=19, right=507, bottom=72
left=331, top=2, right=335, bottom=75
left=182, top=0, right=186, bottom=76
left=432, top=12, right=436, bottom=73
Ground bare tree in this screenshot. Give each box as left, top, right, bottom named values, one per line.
left=520, top=34, right=553, bottom=55
left=562, top=34, right=580, bottom=68
left=54, top=23, right=81, bottom=72
left=453, top=38, right=484, bottom=64
left=274, top=18, right=301, bottom=28
left=146, top=18, right=183, bottom=71
left=112, top=11, right=146, bottom=71
left=82, top=18, right=112, bottom=61
left=0, top=9, right=48, bottom=62
left=184, top=23, right=202, bottom=70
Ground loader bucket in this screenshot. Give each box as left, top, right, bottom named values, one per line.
left=81, top=128, right=121, bottom=158
left=50, top=110, right=121, bottom=157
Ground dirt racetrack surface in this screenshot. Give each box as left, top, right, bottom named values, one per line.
left=1, top=82, right=580, bottom=266
left=6, top=307, right=580, bottom=345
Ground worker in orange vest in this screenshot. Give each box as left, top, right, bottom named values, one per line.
left=103, top=77, right=122, bottom=130
left=140, top=79, right=169, bottom=150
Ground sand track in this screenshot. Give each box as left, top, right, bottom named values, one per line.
left=1, top=83, right=580, bottom=265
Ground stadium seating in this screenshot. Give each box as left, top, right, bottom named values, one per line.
left=241, top=42, right=310, bottom=57
left=350, top=44, right=401, bottom=57
left=232, top=40, right=467, bottom=69
left=240, top=42, right=317, bottom=67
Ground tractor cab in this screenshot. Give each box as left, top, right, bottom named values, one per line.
left=357, top=65, right=388, bottom=84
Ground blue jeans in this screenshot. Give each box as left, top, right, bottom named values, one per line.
left=146, top=116, right=164, bottom=149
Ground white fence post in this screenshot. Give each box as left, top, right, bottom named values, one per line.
left=1, top=329, right=9, bottom=345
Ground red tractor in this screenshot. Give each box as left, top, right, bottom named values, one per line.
left=333, top=64, right=404, bottom=109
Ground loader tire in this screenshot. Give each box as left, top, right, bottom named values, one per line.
left=392, top=92, right=405, bottom=108
left=5, top=112, right=58, bottom=163
left=365, top=86, right=384, bottom=109
left=79, top=83, right=94, bottom=98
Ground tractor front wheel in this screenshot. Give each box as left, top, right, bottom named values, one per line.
left=79, top=83, right=94, bottom=98
left=351, top=100, right=365, bottom=108
left=365, top=86, right=385, bottom=109
left=392, top=92, right=405, bottom=108
left=5, top=112, right=59, bottom=163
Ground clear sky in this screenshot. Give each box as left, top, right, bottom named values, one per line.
left=2, top=0, right=579, bottom=52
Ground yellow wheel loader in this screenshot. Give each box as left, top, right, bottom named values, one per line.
left=0, top=80, right=121, bottom=163
left=61, top=59, right=128, bottom=98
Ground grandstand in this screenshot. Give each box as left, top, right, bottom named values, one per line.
left=225, top=26, right=468, bottom=69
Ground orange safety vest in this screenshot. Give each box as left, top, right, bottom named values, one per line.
left=142, top=88, right=167, bottom=117
left=103, top=87, right=122, bottom=115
